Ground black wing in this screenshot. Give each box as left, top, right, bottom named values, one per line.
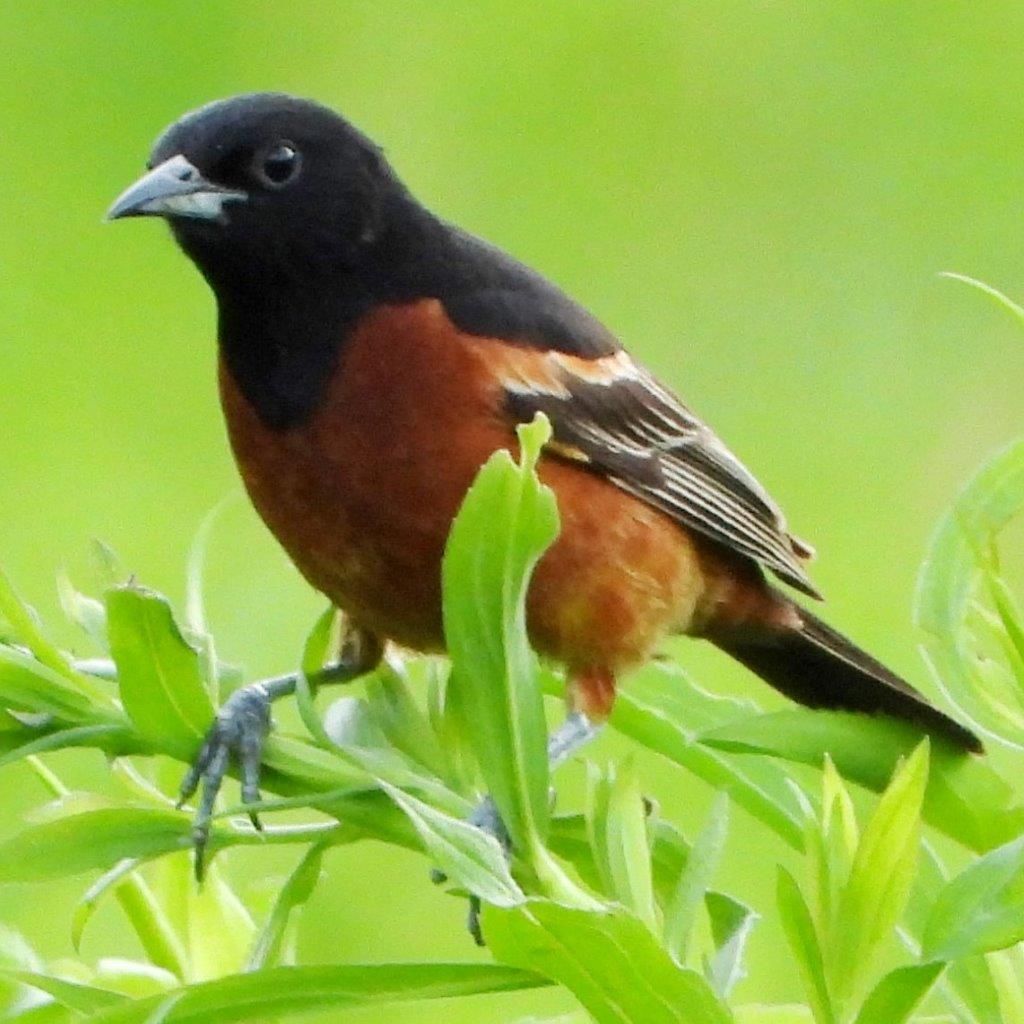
left=501, top=348, right=820, bottom=599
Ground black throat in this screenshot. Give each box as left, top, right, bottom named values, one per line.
left=191, top=193, right=441, bottom=431
left=215, top=267, right=380, bottom=431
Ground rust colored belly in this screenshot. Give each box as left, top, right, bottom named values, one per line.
left=219, top=299, right=711, bottom=670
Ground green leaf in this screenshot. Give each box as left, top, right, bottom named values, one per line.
left=94, top=961, right=179, bottom=1000
left=441, top=415, right=558, bottom=857
left=0, top=808, right=197, bottom=882
left=186, top=865, right=256, bottom=979
left=294, top=605, right=339, bottom=748
left=831, top=742, right=929, bottom=1013
left=364, top=662, right=449, bottom=778
left=776, top=868, right=834, bottom=1024
left=987, top=949, right=1024, bottom=1022
left=734, top=1009, right=813, bottom=1024
left=549, top=811, right=743, bottom=943
left=944, top=955, right=1002, bottom=1024
left=915, top=436, right=1024, bottom=744
left=808, top=757, right=858, bottom=931
left=82, top=963, right=550, bottom=1024
left=0, top=570, right=78, bottom=683
left=106, top=585, right=215, bottom=757
left=665, top=792, right=729, bottom=965
left=382, top=783, right=523, bottom=908
left=184, top=498, right=233, bottom=639
left=704, top=891, right=758, bottom=998
left=294, top=614, right=467, bottom=816
left=584, top=764, right=615, bottom=895
left=922, top=833, right=1024, bottom=959
left=852, top=963, right=944, bottom=1024
left=57, top=572, right=108, bottom=649
left=603, top=759, right=657, bottom=931
left=3, top=971, right=126, bottom=1013
left=591, top=663, right=807, bottom=850
left=0, top=925, right=45, bottom=1015
left=0, top=723, right=132, bottom=771
left=485, top=899, right=732, bottom=1024
left=703, top=709, right=1021, bottom=854
left=246, top=843, right=325, bottom=970
left=0, top=646, right=108, bottom=722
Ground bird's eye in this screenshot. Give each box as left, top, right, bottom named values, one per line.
left=256, top=143, right=300, bottom=187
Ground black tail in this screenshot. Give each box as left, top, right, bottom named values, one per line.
left=711, top=604, right=982, bottom=753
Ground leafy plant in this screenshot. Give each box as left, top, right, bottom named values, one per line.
left=0, top=321, right=1023, bottom=1024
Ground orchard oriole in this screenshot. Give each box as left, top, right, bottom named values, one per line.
left=108, top=93, right=981, bottom=879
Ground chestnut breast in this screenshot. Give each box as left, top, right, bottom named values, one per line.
left=219, top=299, right=711, bottom=668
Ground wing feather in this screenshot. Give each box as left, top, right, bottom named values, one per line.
left=503, top=352, right=820, bottom=598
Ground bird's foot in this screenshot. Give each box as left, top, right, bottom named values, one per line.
left=466, top=796, right=512, bottom=945
left=434, top=711, right=604, bottom=944
left=177, top=680, right=279, bottom=879
left=177, top=628, right=382, bottom=880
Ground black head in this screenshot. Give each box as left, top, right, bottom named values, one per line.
left=108, top=93, right=399, bottom=288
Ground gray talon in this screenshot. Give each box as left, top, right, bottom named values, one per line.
left=176, top=631, right=383, bottom=882
left=446, top=711, right=603, bottom=944
left=468, top=796, right=512, bottom=854
left=180, top=683, right=273, bottom=881
left=467, top=895, right=485, bottom=946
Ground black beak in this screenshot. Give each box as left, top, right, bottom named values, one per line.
left=107, top=154, right=247, bottom=223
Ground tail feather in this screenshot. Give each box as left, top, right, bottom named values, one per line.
left=711, top=604, right=982, bottom=753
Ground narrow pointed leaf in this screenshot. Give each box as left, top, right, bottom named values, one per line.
left=3, top=971, right=126, bottom=1013
left=82, top=963, right=550, bottom=1024
left=589, top=663, right=806, bottom=849
left=246, top=843, right=326, bottom=970
left=0, top=808, right=197, bottom=882
left=604, top=760, right=657, bottom=930
left=703, top=709, right=1017, bottom=854
left=852, top=963, right=943, bottom=1024
left=923, top=833, right=1024, bottom=959
left=73, top=858, right=143, bottom=951
left=442, top=415, right=558, bottom=857
left=485, top=900, right=732, bottom=1024
left=0, top=646, right=106, bottom=721
left=0, top=723, right=132, bottom=770
left=704, top=891, right=758, bottom=998
left=915, top=436, right=1024, bottom=745
left=585, top=764, right=615, bottom=895
left=831, top=742, right=929, bottom=1011
left=57, top=573, right=107, bottom=649
left=665, top=792, right=729, bottom=964
left=776, top=868, right=834, bottom=1024
left=186, top=866, right=256, bottom=979
left=382, top=783, right=523, bottom=907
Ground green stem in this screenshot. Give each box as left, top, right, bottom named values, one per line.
left=28, top=753, right=188, bottom=979
left=113, top=873, right=189, bottom=979
left=25, top=755, right=67, bottom=798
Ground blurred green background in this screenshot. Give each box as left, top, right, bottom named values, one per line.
left=3, top=1, right=1023, bottom=1019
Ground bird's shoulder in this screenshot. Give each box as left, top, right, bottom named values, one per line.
left=390, top=218, right=622, bottom=359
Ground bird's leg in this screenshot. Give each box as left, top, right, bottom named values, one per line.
left=178, top=623, right=383, bottom=879
left=463, top=668, right=614, bottom=943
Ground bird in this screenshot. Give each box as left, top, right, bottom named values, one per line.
left=107, top=92, right=981, bottom=873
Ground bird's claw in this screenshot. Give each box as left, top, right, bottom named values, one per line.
left=178, top=683, right=273, bottom=880
left=429, top=795, right=512, bottom=945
